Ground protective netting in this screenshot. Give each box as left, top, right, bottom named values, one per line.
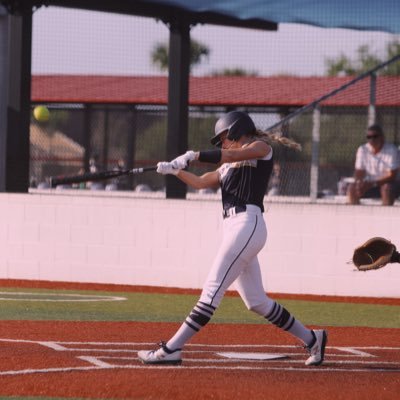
left=30, top=6, right=400, bottom=201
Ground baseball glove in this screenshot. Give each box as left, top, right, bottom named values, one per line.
left=352, top=237, right=399, bottom=271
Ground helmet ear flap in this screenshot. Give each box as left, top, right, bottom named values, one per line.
left=211, top=130, right=226, bottom=147
left=213, top=137, right=223, bottom=148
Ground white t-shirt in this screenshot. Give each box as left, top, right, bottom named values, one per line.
left=355, top=142, right=400, bottom=181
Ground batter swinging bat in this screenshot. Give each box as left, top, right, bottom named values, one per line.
left=49, top=166, right=157, bottom=188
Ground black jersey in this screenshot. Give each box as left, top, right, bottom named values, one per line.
left=218, top=150, right=273, bottom=212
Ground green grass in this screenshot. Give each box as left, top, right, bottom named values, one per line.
left=0, top=287, right=399, bottom=328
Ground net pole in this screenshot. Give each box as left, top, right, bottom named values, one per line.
left=266, top=53, right=400, bottom=132
left=310, top=106, right=320, bottom=202
left=368, top=73, right=377, bottom=127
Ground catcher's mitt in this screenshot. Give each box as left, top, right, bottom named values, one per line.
left=352, top=237, right=399, bottom=271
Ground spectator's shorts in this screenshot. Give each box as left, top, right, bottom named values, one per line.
left=363, top=182, right=400, bottom=199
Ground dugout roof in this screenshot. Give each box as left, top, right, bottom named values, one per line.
left=2, top=1, right=400, bottom=33
left=32, top=75, right=400, bottom=108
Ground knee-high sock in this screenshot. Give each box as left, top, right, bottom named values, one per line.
left=265, top=301, right=314, bottom=346
left=166, top=301, right=215, bottom=351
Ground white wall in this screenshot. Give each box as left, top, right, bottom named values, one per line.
left=0, top=191, right=399, bottom=298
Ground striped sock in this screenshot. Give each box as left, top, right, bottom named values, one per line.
left=265, top=301, right=314, bottom=345
left=166, top=301, right=215, bottom=350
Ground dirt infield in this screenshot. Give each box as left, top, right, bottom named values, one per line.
left=0, top=280, right=398, bottom=399
left=0, top=321, right=398, bottom=400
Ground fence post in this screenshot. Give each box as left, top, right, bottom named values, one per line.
left=310, top=106, right=320, bottom=202
left=0, top=7, right=32, bottom=192
left=0, top=8, right=8, bottom=192
left=83, top=104, right=92, bottom=173
left=165, top=18, right=190, bottom=199
left=368, top=73, right=376, bottom=127
left=102, top=107, right=110, bottom=170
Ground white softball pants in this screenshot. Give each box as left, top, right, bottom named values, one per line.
left=199, top=205, right=274, bottom=315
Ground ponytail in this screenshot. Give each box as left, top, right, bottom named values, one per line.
left=253, top=129, right=302, bottom=151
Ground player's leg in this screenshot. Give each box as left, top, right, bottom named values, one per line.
left=235, top=257, right=327, bottom=366
left=235, top=257, right=315, bottom=344
left=138, top=212, right=264, bottom=364
left=165, top=213, right=266, bottom=348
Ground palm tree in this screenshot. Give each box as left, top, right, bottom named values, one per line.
left=151, top=39, right=209, bottom=72
left=211, top=68, right=258, bottom=77
left=325, top=40, right=400, bottom=76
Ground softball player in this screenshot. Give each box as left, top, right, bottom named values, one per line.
left=138, top=111, right=327, bottom=366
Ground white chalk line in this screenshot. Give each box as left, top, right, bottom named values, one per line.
left=1, top=338, right=398, bottom=359
left=0, top=365, right=106, bottom=376
left=0, top=338, right=399, bottom=376
left=0, top=362, right=399, bottom=376
left=2, top=339, right=398, bottom=350
left=91, top=355, right=400, bottom=366
left=0, top=291, right=126, bottom=302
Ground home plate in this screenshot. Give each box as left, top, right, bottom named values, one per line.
left=216, top=352, right=289, bottom=361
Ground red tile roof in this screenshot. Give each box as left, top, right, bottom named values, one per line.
left=31, top=75, right=400, bottom=107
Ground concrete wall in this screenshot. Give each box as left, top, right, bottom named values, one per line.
left=0, top=191, right=399, bottom=298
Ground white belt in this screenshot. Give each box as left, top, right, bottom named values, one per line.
left=222, top=204, right=260, bottom=219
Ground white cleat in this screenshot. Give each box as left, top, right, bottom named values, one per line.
left=305, top=329, right=327, bottom=366
left=138, top=341, right=182, bottom=365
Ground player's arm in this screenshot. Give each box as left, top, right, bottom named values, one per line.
left=168, top=141, right=270, bottom=179
left=220, top=140, right=271, bottom=162
left=175, top=169, right=220, bottom=190
left=192, top=140, right=270, bottom=165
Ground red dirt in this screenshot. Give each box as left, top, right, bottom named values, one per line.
left=0, top=321, right=398, bottom=400
left=0, top=279, right=398, bottom=400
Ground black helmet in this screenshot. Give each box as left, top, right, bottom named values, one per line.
left=211, top=111, right=256, bottom=147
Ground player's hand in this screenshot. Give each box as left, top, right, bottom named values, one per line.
left=157, top=162, right=179, bottom=175
left=171, top=151, right=196, bottom=170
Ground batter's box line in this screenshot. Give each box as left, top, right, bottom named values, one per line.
left=0, top=338, right=398, bottom=359
left=333, top=347, right=376, bottom=357
left=0, top=365, right=109, bottom=376
left=38, top=343, right=378, bottom=358
left=2, top=339, right=399, bottom=351
left=2, top=339, right=400, bottom=350
left=77, top=355, right=400, bottom=368
left=93, top=351, right=377, bottom=359
left=75, top=361, right=400, bottom=374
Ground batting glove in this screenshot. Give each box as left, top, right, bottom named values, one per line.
left=171, top=151, right=196, bottom=170
left=157, top=161, right=179, bottom=175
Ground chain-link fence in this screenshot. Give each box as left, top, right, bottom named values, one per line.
left=30, top=57, right=400, bottom=200
left=28, top=7, right=400, bottom=201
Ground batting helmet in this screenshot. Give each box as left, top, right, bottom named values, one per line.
left=211, top=111, right=256, bottom=147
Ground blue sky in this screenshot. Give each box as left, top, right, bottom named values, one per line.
left=32, top=6, right=399, bottom=77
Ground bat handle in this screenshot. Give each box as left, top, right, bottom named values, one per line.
left=129, top=166, right=158, bottom=174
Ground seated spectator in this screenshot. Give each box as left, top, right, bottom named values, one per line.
left=267, top=163, right=281, bottom=196
left=347, top=124, right=400, bottom=206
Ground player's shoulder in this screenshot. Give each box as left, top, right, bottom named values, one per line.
left=247, top=139, right=272, bottom=160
